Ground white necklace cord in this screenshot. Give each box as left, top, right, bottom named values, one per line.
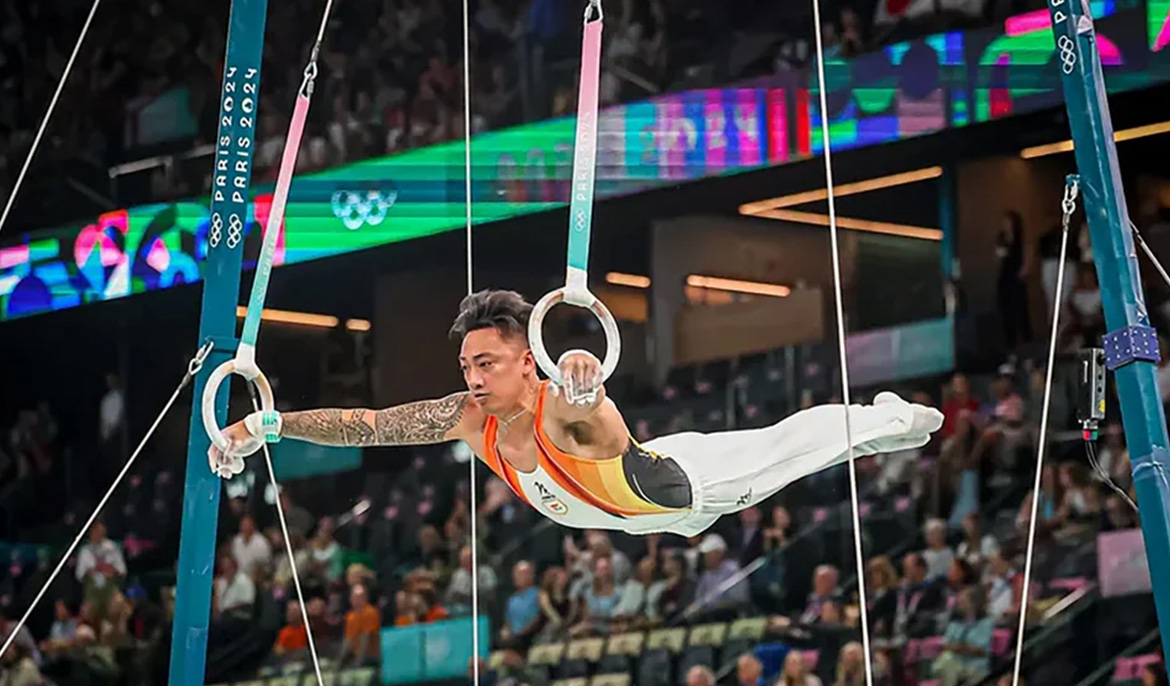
left=808, top=8, right=873, bottom=686
left=460, top=0, right=479, bottom=680
left=0, top=341, right=212, bottom=660
left=1012, top=176, right=1079, bottom=686
left=0, top=0, right=103, bottom=238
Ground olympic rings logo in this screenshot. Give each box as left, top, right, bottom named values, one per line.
left=226, top=214, right=244, bottom=249
left=209, top=213, right=223, bottom=247
left=1058, top=35, right=1077, bottom=74
left=331, top=188, right=398, bottom=231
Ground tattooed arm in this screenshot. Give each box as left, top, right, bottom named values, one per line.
left=279, top=392, right=476, bottom=446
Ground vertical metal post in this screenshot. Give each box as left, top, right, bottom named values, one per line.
left=1047, top=0, right=1170, bottom=658
left=168, top=1, right=267, bottom=683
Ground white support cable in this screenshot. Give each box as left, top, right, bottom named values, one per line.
left=1012, top=178, right=1078, bottom=686
left=254, top=395, right=324, bottom=686
left=0, top=342, right=212, bottom=660
left=809, top=5, right=873, bottom=685
left=461, top=0, right=480, bottom=681
left=0, top=0, right=103, bottom=237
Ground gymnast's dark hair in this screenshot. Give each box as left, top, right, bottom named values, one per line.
left=449, top=289, right=533, bottom=341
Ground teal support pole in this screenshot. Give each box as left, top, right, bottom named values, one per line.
left=938, top=165, right=957, bottom=281
left=168, top=0, right=267, bottom=683
left=1048, top=0, right=1170, bottom=658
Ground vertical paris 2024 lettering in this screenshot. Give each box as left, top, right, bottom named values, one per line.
left=211, top=66, right=260, bottom=250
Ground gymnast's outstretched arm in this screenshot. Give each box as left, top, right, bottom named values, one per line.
left=278, top=392, right=477, bottom=446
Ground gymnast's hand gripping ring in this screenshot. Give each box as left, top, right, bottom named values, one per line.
left=528, top=285, right=622, bottom=386
left=201, top=344, right=276, bottom=457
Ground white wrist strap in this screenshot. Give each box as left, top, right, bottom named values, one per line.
left=244, top=410, right=283, bottom=443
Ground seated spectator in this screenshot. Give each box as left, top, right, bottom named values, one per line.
left=444, top=545, right=499, bottom=612
left=779, top=650, right=823, bottom=686
left=536, top=566, right=575, bottom=641
left=75, top=521, right=126, bottom=621
left=957, top=512, right=999, bottom=568
left=736, top=653, right=765, bottom=686
left=213, top=555, right=255, bottom=622
left=985, top=550, right=1022, bottom=624
left=651, top=552, right=691, bottom=621
left=0, top=609, right=40, bottom=666
left=611, top=556, right=655, bottom=630
left=394, top=591, right=424, bottom=627
left=413, top=524, right=451, bottom=578
left=273, top=531, right=309, bottom=592
left=570, top=556, right=620, bottom=636
left=866, top=556, right=899, bottom=637
left=897, top=553, right=945, bottom=637
left=278, top=491, right=315, bottom=539
left=732, top=506, right=765, bottom=565
left=922, top=518, right=955, bottom=580
left=833, top=642, right=865, bottom=686
left=693, top=534, right=749, bottom=619
left=1056, top=462, right=1101, bottom=536
left=932, top=586, right=994, bottom=686
left=1144, top=662, right=1169, bottom=686
left=342, top=584, right=380, bottom=665
left=307, top=518, right=343, bottom=583
left=231, top=515, right=272, bottom=577
left=499, top=561, right=541, bottom=648
left=798, top=565, right=841, bottom=625
left=0, top=641, right=44, bottom=686
left=273, top=600, right=308, bottom=657
left=40, top=600, right=78, bottom=657
left=686, top=664, right=717, bottom=686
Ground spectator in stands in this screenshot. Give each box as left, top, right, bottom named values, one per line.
left=693, top=534, right=749, bottom=619
left=973, top=368, right=1030, bottom=485
left=307, top=517, right=343, bottom=583
left=921, top=518, right=955, bottom=580
left=932, top=586, right=994, bottom=686
left=897, top=552, right=944, bottom=637
left=231, top=514, right=272, bottom=578
left=75, top=521, right=126, bottom=622
left=1067, top=263, right=1104, bottom=347
left=273, top=600, right=308, bottom=658
left=39, top=599, right=78, bottom=659
left=985, top=550, right=1021, bottom=624
left=0, top=608, right=40, bottom=666
left=0, top=641, right=44, bottom=686
left=942, top=374, right=979, bottom=443
left=833, top=641, right=865, bottom=686
left=1056, top=462, right=1101, bottom=536
left=500, top=561, right=541, bottom=648
left=1144, top=662, right=1169, bottom=686
left=212, top=554, right=255, bottom=623
left=612, top=556, right=655, bottom=630
left=536, top=566, right=574, bottom=641
left=798, top=565, right=841, bottom=625
left=342, top=584, right=380, bottom=665
left=736, top=653, right=765, bottom=686
left=956, top=512, right=999, bottom=568
left=780, top=650, right=823, bottom=686
left=733, top=506, right=765, bottom=566
left=1101, top=493, right=1138, bottom=531
left=995, top=210, right=1032, bottom=350
left=686, top=664, right=717, bottom=686
left=444, top=544, right=499, bottom=613
left=571, top=531, right=632, bottom=585
left=414, top=524, right=450, bottom=578
left=654, top=552, right=692, bottom=621
left=571, top=555, right=620, bottom=636
left=273, top=530, right=309, bottom=591
left=98, top=372, right=126, bottom=482
left=278, top=491, right=315, bottom=539
left=765, top=505, right=793, bottom=551
left=866, top=556, right=899, bottom=637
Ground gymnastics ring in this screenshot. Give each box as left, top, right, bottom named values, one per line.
left=201, top=354, right=276, bottom=457
left=528, top=287, right=622, bottom=385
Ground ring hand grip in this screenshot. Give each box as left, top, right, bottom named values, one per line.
left=202, top=359, right=276, bottom=458
left=528, top=288, right=621, bottom=385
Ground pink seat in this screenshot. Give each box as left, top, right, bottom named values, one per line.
left=992, top=629, right=1011, bottom=656
left=1113, top=656, right=1138, bottom=681
left=895, top=496, right=912, bottom=512
left=905, top=639, right=921, bottom=662
left=813, top=508, right=829, bottom=523
left=919, top=636, right=944, bottom=660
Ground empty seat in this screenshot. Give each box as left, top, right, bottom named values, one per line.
left=636, top=648, right=674, bottom=686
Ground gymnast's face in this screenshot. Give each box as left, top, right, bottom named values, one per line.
left=459, top=326, right=535, bottom=414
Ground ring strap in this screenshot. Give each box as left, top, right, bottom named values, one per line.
left=565, top=13, right=603, bottom=285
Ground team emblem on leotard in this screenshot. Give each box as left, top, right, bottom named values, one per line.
left=535, top=481, right=569, bottom=516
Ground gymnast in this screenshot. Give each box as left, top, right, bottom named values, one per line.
left=209, top=289, right=942, bottom=537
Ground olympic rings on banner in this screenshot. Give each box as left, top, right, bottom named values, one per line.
left=1058, top=35, right=1077, bottom=74
left=331, top=188, right=398, bottom=230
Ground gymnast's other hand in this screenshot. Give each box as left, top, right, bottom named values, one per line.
left=207, top=420, right=263, bottom=479
left=552, top=350, right=603, bottom=408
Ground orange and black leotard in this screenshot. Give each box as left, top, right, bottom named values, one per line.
left=480, top=381, right=692, bottom=518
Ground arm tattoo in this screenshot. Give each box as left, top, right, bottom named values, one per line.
left=281, top=392, right=470, bottom=447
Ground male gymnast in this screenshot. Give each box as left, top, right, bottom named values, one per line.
left=210, top=289, right=943, bottom=537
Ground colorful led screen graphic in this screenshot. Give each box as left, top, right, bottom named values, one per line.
left=3, top=0, right=1170, bottom=321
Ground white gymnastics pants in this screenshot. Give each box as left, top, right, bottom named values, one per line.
left=630, top=392, right=944, bottom=537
